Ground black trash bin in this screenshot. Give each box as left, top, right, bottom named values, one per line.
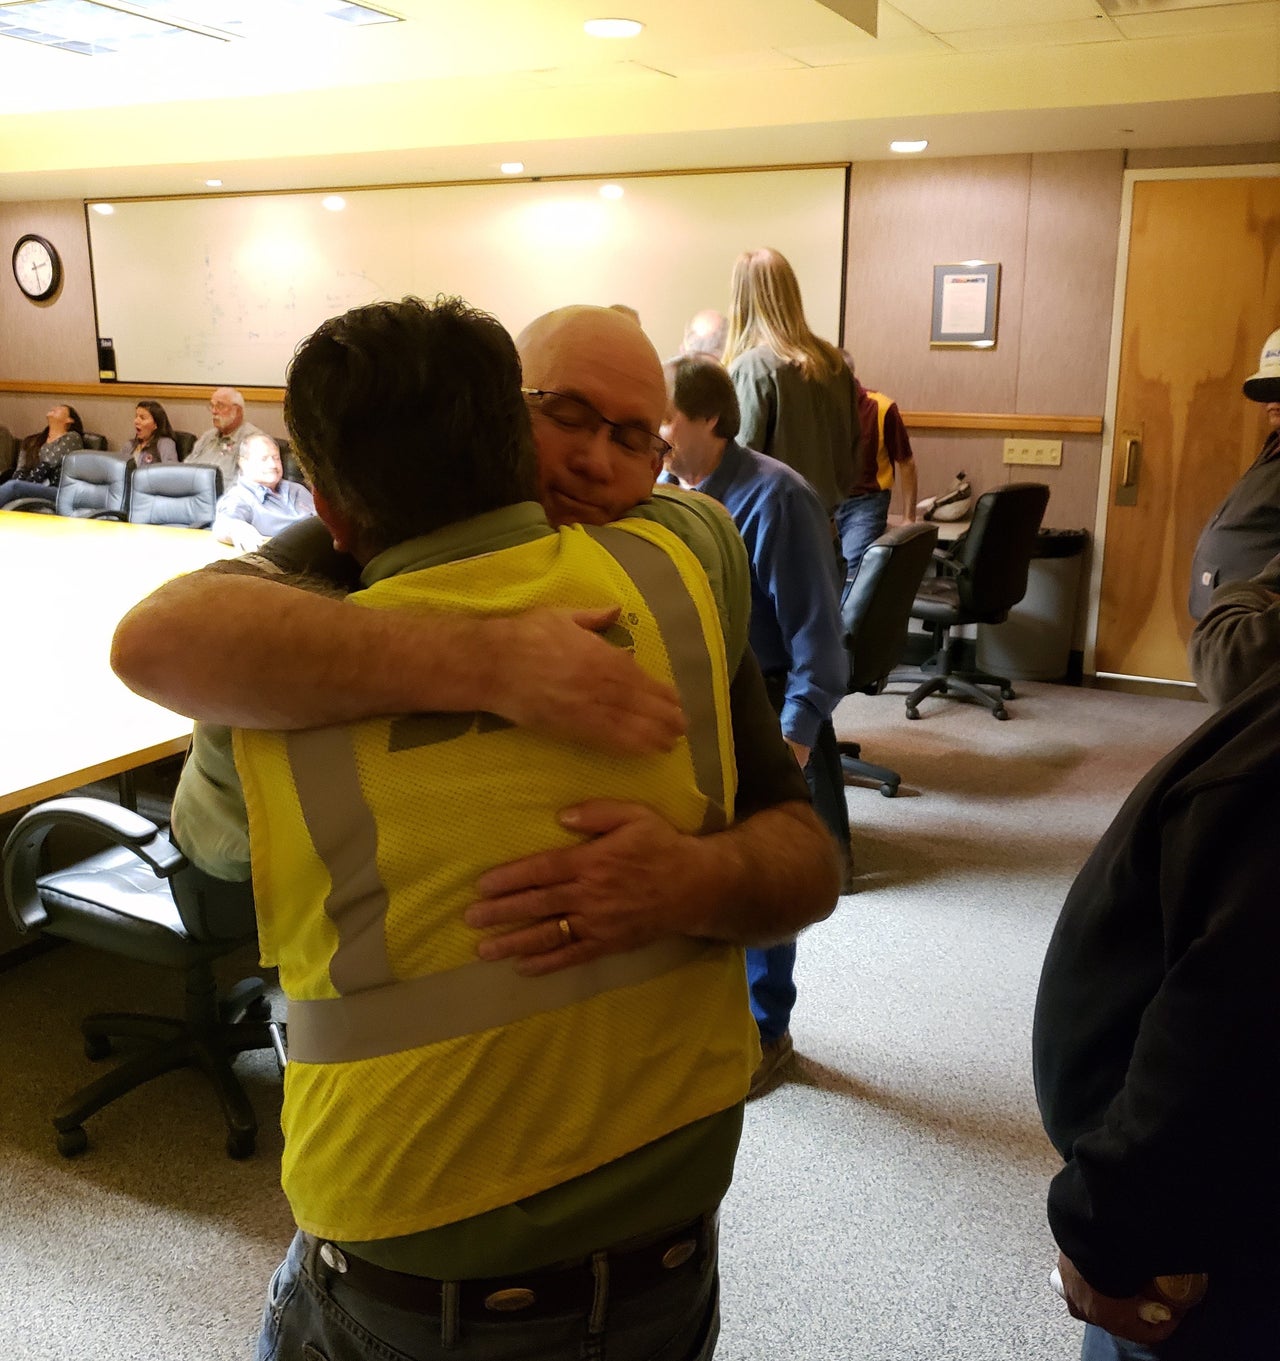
left=976, top=529, right=1089, bottom=682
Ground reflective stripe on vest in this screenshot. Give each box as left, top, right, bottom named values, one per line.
left=585, top=525, right=728, bottom=832
left=285, top=937, right=711, bottom=1064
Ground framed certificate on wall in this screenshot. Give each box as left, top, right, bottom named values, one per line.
left=931, top=262, right=1000, bottom=349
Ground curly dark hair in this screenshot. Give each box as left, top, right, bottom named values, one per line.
left=284, top=296, right=537, bottom=556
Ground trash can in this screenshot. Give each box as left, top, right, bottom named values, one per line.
left=976, top=529, right=1089, bottom=682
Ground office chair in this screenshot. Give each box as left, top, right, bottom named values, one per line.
left=0, top=424, right=14, bottom=477
left=81, top=432, right=109, bottom=452
left=892, top=482, right=1050, bottom=720
left=126, top=463, right=222, bottom=528
left=173, top=430, right=196, bottom=461
left=1, top=452, right=130, bottom=518
left=2, top=797, right=284, bottom=1159
left=837, top=522, right=939, bottom=796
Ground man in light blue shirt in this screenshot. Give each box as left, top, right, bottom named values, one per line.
left=213, top=432, right=315, bottom=552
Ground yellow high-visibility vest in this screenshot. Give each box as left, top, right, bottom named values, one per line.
left=234, top=519, right=757, bottom=1242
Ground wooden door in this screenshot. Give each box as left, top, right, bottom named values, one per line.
left=1095, top=175, right=1280, bottom=680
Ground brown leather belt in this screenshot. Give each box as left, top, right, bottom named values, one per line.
left=305, top=1214, right=713, bottom=1322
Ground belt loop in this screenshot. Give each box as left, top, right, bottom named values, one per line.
left=440, top=1280, right=460, bottom=1349
left=587, top=1249, right=609, bottom=1335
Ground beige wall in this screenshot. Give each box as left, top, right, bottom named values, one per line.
left=845, top=150, right=1125, bottom=534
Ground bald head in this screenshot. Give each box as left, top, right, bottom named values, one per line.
left=516, top=306, right=667, bottom=527
left=681, top=309, right=727, bottom=361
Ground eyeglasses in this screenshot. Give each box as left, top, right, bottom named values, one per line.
left=522, top=388, right=671, bottom=460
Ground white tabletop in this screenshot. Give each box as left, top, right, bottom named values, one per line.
left=0, top=514, right=234, bottom=814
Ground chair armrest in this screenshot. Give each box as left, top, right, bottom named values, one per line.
left=88, top=510, right=126, bottom=521
left=2, top=499, right=57, bottom=514
left=2, top=797, right=185, bottom=933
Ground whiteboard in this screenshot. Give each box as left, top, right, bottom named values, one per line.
left=86, top=167, right=848, bottom=388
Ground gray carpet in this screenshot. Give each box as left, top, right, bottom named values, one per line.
left=0, top=681, right=1208, bottom=1360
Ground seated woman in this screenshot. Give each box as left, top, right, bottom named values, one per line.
left=0, top=403, right=85, bottom=509
left=123, top=400, right=178, bottom=467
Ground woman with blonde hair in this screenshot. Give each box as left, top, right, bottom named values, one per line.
left=722, top=248, right=856, bottom=1083
left=723, top=246, right=858, bottom=516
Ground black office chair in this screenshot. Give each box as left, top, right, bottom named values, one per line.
left=0, top=424, right=14, bottom=477
left=81, top=432, right=109, bottom=452
left=891, top=482, right=1050, bottom=720
left=173, top=430, right=197, bottom=462
left=837, top=522, right=939, bottom=796
left=126, top=463, right=222, bottom=528
left=1, top=452, right=130, bottom=518
left=2, top=797, right=284, bottom=1159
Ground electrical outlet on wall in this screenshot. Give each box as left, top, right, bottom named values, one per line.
left=1003, top=438, right=1062, bottom=466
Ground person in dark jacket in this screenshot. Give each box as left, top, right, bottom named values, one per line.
left=1187, top=327, right=1280, bottom=619
left=1033, top=657, right=1280, bottom=1359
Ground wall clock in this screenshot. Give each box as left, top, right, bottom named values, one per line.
left=12, top=234, right=62, bottom=301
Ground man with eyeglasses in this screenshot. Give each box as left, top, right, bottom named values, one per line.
left=113, top=303, right=837, bottom=1357
left=187, top=386, right=264, bottom=490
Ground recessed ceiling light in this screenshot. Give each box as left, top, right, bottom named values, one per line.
left=500, top=162, right=525, bottom=175
left=890, top=139, right=928, bottom=154
left=205, top=178, right=223, bottom=188
left=91, top=203, right=115, bottom=216
left=584, top=18, right=643, bottom=38
left=599, top=183, right=625, bottom=200
left=322, top=195, right=346, bottom=212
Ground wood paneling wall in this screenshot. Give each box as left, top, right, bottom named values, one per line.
left=844, top=150, right=1125, bottom=533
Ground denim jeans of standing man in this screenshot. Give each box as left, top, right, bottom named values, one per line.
left=835, top=488, right=892, bottom=603
left=256, top=1223, right=721, bottom=1361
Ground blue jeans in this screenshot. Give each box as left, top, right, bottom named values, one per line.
left=1080, top=1266, right=1276, bottom=1360
left=834, top=489, right=891, bottom=600
left=0, top=480, right=55, bottom=508
left=256, top=1225, right=720, bottom=1361
left=745, top=943, right=797, bottom=1043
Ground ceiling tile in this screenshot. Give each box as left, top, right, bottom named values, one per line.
left=1111, top=1, right=1280, bottom=37
left=888, top=0, right=1103, bottom=32
left=938, top=18, right=1124, bottom=51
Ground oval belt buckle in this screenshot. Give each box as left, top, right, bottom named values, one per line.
left=662, top=1239, right=697, bottom=1270
left=484, top=1287, right=537, bottom=1312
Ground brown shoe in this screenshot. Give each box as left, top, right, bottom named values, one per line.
left=747, top=1032, right=794, bottom=1100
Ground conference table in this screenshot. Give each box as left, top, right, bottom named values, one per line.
left=0, top=513, right=234, bottom=816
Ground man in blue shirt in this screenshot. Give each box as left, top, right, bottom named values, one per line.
left=213, top=432, right=315, bottom=552
left=661, top=355, right=849, bottom=1096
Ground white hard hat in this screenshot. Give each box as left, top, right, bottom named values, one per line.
left=1243, top=327, right=1280, bottom=402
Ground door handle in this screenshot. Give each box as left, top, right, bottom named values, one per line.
left=1115, top=433, right=1141, bottom=506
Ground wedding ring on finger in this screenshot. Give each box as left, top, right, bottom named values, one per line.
left=557, top=917, right=574, bottom=945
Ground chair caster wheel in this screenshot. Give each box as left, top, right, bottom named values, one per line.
left=905, top=707, right=920, bottom=720
left=57, top=1126, right=89, bottom=1158
left=83, top=1033, right=112, bottom=1061
left=993, top=707, right=1009, bottom=721
left=879, top=783, right=897, bottom=798
left=1000, top=686, right=1016, bottom=700
left=226, top=1130, right=256, bottom=1160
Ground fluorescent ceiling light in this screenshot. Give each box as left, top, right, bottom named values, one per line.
left=500, top=162, right=525, bottom=175
left=890, top=139, right=928, bottom=154
left=322, top=194, right=346, bottom=211
left=0, top=0, right=399, bottom=55
left=0, top=0, right=206, bottom=54
left=584, top=18, right=643, bottom=39
left=91, top=202, right=115, bottom=214
left=599, top=183, right=624, bottom=200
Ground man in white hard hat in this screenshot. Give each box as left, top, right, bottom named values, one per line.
left=1187, top=328, right=1280, bottom=619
